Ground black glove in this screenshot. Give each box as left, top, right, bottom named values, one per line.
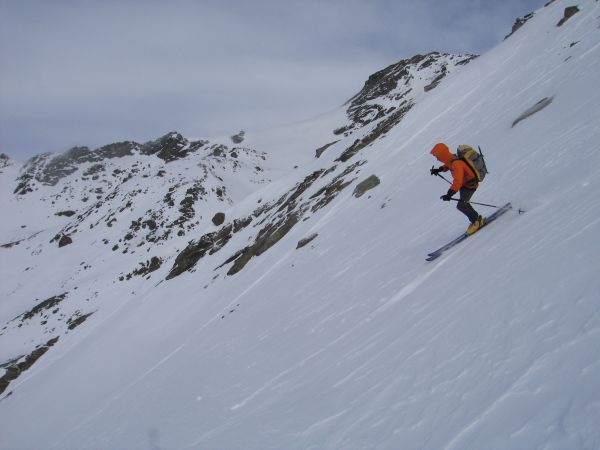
left=440, top=189, right=456, bottom=201
left=430, top=166, right=442, bottom=176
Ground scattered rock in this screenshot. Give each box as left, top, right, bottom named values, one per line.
left=174, top=182, right=207, bottom=227
left=424, top=66, right=450, bottom=92
left=55, top=210, right=76, bottom=217
left=278, top=170, right=325, bottom=214
left=504, top=12, right=535, bottom=39
left=336, top=103, right=413, bottom=162
left=143, top=219, right=157, bottom=231
left=0, top=337, right=59, bottom=395
left=557, top=6, right=579, bottom=27
left=66, top=311, right=94, bottom=330
left=315, top=141, right=339, bottom=158
left=227, top=213, right=300, bottom=276
left=58, top=235, right=73, bottom=248
left=231, top=131, right=245, bottom=144
left=212, top=212, right=226, bottom=226
left=353, top=175, right=381, bottom=198
left=211, top=145, right=226, bottom=157
left=310, top=161, right=365, bottom=212
left=511, top=97, right=554, bottom=128
left=167, top=223, right=238, bottom=279
left=125, top=257, right=162, bottom=279
left=297, top=233, right=318, bottom=249
left=21, top=293, right=68, bottom=321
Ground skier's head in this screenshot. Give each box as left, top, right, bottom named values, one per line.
left=430, top=143, right=453, bottom=165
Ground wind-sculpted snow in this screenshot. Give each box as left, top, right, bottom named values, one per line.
left=1, top=1, right=600, bottom=448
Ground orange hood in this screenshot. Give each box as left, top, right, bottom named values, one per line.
left=430, top=143, right=454, bottom=165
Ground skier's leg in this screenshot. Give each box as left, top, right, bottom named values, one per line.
left=457, top=188, right=479, bottom=223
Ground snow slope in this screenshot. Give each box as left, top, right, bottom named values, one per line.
left=1, top=1, right=600, bottom=449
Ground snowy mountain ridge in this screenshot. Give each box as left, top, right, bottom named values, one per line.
left=1, top=1, right=600, bottom=449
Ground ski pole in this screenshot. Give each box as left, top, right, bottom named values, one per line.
left=450, top=197, right=525, bottom=214
left=432, top=167, right=524, bottom=213
left=432, top=168, right=452, bottom=185
left=448, top=198, right=501, bottom=208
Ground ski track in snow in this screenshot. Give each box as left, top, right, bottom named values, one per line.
left=369, top=255, right=451, bottom=315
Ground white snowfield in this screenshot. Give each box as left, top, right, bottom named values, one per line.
left=1, top=1, right=600, bottom=449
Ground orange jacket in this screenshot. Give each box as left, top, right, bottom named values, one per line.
left=430, top=143, right=478, bottom=191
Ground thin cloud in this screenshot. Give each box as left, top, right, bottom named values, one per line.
left=0, top=0, right=546, bottom=160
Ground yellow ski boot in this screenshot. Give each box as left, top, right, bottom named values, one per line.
left=466, top=216, right=486, bottom=235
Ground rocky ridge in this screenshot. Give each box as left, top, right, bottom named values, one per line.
left=335, top=52, right=477, bottom=137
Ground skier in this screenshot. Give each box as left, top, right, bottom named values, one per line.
left=430, top=143, right=485, bottom=235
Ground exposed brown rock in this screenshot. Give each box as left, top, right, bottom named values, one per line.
left=297, top=233, right=318, bottom=249
left=227, top=213, right=300, bottom=276
left=0, top=337, right=59, bottom=395
left=557, top=6, right=579, bottom=27
left=353, top=175, right=381, bottom=198
left=212, top=212, right=226, bottom=226
left=58, top=235, right=73, bottom=247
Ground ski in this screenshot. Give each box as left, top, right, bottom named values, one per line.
left=426, top=202, right=512, bottom=261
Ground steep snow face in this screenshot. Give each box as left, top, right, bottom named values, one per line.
left=1, top=1, right=600, bottom=449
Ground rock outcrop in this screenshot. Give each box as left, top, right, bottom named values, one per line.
left=557, top=6, right=579, bottom=27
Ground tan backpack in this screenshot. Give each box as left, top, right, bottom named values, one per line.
left=454, top=145, right=488, bottom=182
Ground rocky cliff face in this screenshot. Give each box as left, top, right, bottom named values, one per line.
left=335, top=52, right=477, bottom=137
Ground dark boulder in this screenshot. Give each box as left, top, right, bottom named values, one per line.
left=58, top=235, right=73, bottom=248
left=55, top=210, right=76, bottom=217
left=212, top=212, right=226, bottom=226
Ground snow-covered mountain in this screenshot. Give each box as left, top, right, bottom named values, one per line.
left=1, top=1, right=599, bottom=449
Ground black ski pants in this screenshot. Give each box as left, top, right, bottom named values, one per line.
left=457, top=187, right=480, bottom=223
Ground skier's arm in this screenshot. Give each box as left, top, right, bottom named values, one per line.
left=449, top=161, right=464, bottom=192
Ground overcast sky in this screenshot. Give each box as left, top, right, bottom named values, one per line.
left=1, top=0, right=547, bottom=160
